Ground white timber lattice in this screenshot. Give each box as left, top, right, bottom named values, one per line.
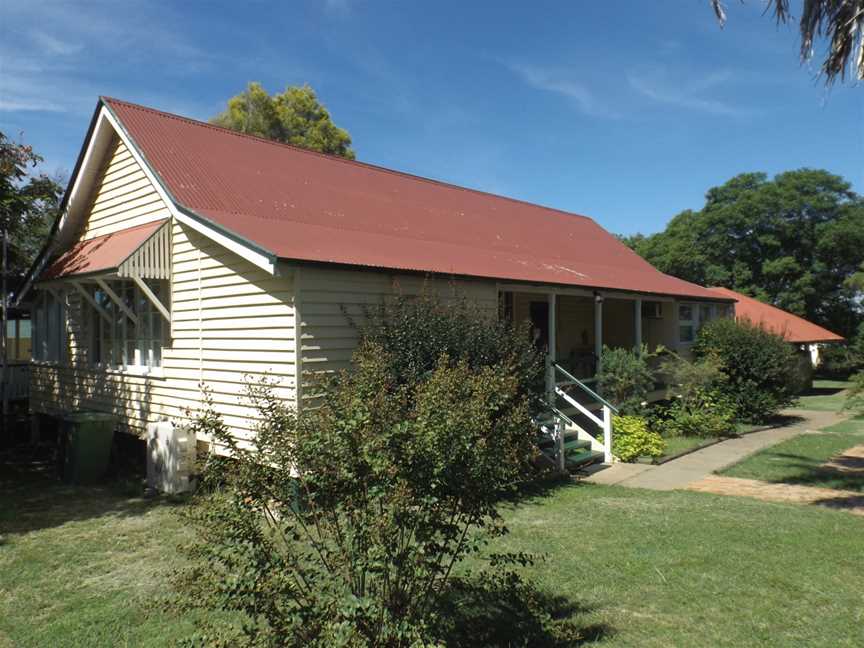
left=117, top=220, right=171, bottom=280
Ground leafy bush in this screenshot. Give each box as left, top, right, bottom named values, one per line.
left=609, top=415, right=665, bottom=462
left=596, top=345, right=657, bottom=415
left=176, top=294, right=577, bottom=647
left=819, top=343, right=864, bottom=380
left=658, top=355, right=736, bottom=437
left=692, top=318, right=798, bottom=423
left=351, top=289, right=545, bottom=413
left=661, top=354, right=726, bottom=404
left=662, top=400, right=736, bottom=438
left=854, top=323, right=864, bottom=362
left=844, top=372, right=864, bottom=416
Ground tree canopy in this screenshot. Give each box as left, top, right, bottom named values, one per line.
left=0, top=133, right=63, bottom=283
left=211, top=82, right=355, bottom=159
left=624, top=169, right=864, bottom=337
left=711, top=1, right=864, bottom=84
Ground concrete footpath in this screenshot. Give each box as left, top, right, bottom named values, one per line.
left=582, top=408, right=845, bottom=491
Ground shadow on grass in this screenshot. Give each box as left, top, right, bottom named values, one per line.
left=763, top=413, right=806, bottom=427
left=503, top=472, right=585, bottom=506
left=434, top=572, right=612, bottom=647
left=799, top=385, right=848, bottom=398
left=0, top=444, right=185, bottom=537
left=811, top=493, right=864, bottom=512
left=747, top=450, right=864, bottom=493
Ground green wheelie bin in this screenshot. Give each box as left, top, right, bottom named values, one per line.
left=60, top=412, right=117, bottom=484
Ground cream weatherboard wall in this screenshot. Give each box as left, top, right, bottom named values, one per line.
left=295, top=266, right=499, bottom=408
left=31, top=132, right=298, bottom=448
left=81, top=136, right=172, bottom=240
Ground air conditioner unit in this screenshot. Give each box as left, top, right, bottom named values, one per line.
left=641, top=301, right=663, bottom=319
left=146, top=421, right=195, bottom=494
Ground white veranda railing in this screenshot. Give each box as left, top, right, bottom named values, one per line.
left=540, top=361, right=617, bottom=466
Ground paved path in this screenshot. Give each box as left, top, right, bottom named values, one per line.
left=582, top=408, right=845, bottom=491
left=686, top=475, right=864, bottom=516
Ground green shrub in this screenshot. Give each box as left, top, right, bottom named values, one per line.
left=692, top=318, right=798, bottom=423
left=661, top=354, right=726, bottom=404
left=352, top=289, right=545, bottom=412
left=177, top=293, right=575, bottom=647
left=819, top=343, right=864, bottom=380
left=844, top=372, right=864, bottom=416
left=596, top=345, right=657, bottom=415
left=658, top=355, right=736, bottom=437
left=609, top=415, right=665, bottom=462
left=854, top=323, right=864, bottom=362
left=663, top=399, right=736, bottom=438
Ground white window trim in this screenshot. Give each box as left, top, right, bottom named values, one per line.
left=86, top=278, right=169, bottom=373
left=87, top=361, right=166, bottom=379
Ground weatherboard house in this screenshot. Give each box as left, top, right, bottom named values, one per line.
left=23, top=97, right=734, bottom=463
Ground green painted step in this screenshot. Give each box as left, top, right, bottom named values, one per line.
left=563, top=438, right=592, bottom=453
left=538, top=431, right=587, bottom=450
left=565, top=449, right=605, bottom=469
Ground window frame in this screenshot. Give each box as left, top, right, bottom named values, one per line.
left=32, top=290, right=67, bottom=364
left=678, top=302, right=719, bottom=346
left=86, top=278, right=169, bottom=376
left=678, top=303, right=697, bottom=345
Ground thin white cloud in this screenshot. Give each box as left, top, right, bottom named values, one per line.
left=628, top=67, right=743, bottom=116
left=0, top=1, right=215, bottom=115
left=29, top=31, right=83, bottom=56
left=0, top=72, right=86, bottom=113
left=0, top=97, right=67, bottom=113
left=508, top=63, right=609, bottom=117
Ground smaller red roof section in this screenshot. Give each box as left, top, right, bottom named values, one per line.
left=707, top=287, right=844, bottom=344
left=42, top=219, right=167, bottom=279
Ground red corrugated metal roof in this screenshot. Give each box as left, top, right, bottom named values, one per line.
left=103, top=97, right=729, bottom=301
left=42, top=219, right=168, bottom=279
left=707, top=287, right=844, bottom=344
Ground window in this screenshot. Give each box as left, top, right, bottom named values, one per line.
left=87, top=279, right=168, bottom=370
left=5, top=319, right=32, bottom=361
left=699, top=304, right=713, bottom=327
left=33, top=291, right=67, bottom=362
left=678, top=302, right=718, bottom=344
left=678, top=304, right=695, bottom=343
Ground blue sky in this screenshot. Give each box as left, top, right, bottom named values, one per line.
left=1, top=0, right=861, bottom=236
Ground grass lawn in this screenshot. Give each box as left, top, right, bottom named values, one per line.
left=3, top=456, right=864, bottom=647
left=651, top=423, right=772, bottom=463
left=794, top=379, right=853, bottom=412
left=720, top=416, right=864, bottom=492
left=0, top=456, right=211, bottom=648
left=655, top=434, right=707, bottom=459
left=494, top=481, right=864, bottom=648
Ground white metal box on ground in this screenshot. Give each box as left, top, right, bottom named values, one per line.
left=146, top=421, right=195, bottom=494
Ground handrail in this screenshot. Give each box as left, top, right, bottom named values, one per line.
left=552, top=362, right=619, bottom=414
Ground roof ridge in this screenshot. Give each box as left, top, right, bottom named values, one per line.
left=100, top=96, right=594, bottom=223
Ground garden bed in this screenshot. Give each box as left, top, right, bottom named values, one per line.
left=636, top=421, right=781, bottom=465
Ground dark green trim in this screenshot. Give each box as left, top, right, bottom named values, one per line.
left=16, top=99, right=105, bottom=305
